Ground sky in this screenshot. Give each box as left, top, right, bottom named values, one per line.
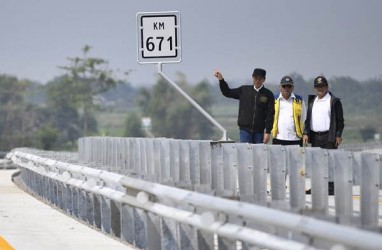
left=1, top=0, right=381, bottom=87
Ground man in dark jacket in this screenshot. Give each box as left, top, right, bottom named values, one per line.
left=214, top=68, right=275, bottom=144
left=303, top=76, right=344, bottom=148
left=303, top=76, right=345, bottom=195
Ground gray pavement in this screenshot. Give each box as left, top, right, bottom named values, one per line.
left=0, top=169, right=136, bottom=250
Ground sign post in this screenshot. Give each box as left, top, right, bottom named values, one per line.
left=136, top=11, right=227, bottom=140
left=137, top=11, right=181, bottom=64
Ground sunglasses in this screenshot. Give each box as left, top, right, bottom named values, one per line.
left=281, top=85, right=293, bottom=88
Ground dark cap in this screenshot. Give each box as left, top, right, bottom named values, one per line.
left=314, top=76, right=328, bottom=87
left=280, top=76, right=294, bottom=85
left=252, top=68, right=266, bottom=78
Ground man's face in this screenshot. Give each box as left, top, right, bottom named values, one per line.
left=252, top=76, right=265, bottom=88
left=279, top=84, right=293, bottom=99
left=314, top=84, right=329, bottom=98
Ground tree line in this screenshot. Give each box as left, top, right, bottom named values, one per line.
left=0, top=46, right=124, bottom=151
left=0, top=47, right=215, bottom=151
left=1, top=47, right=381, bottom=151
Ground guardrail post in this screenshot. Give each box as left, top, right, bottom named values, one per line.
left=139, top=138, right=148, bottom=177
left=86, top=192, right=95, bottom=225
left=196, top=229, right=214, bottom=250
left=178, top=223, right=198, bottom=250
left=218, top=237, right=237, bottom=250
left=285, top=145, right=305, bottom=210
left=120, top=138, right=128, bottom=175
left=121, top=204, right=135, bottom=245
left=57, top=182, right=66, bottom=210
left=222, top=142, right=238, bottom=198
left=360, top=153, right=380, bottom=230
left=79, top=189, right=87, bottom=221
left=35, top=172, right=43, bottom=197
left=170, top=140, right=181, bottom=186
left=153, top=139, right=162, bottom=183
left=92, top=194, right=102, bottom=229
left=127, top=138, right=135, bottom=173
left=146, top=212, right=162, bottom=250
left=51, top=179, right=58, bottom=206
left=237, top=143, right=255, bottom=203
left=189, top=140, right=201, bottom=186
left=111, top=201, right=121, bottom=238
left=72, top=187, right=80, bottom=218
left=160, top=139, right=172, bottom=184
left=211, top=142, right=224, bottom=195
left=179, top=140, right=192, bottom=188
left=252, top=145, right=269, bottom=206
left=66, top=186, right=74, bottom=215
left=145, top=139, right=155, bottom=181
left=42, top=175, right=50, bottom=202
left=101, top=196, right=111, bottom=233
left=210, top=141, right=237, bottom=198
left=196, top=141, right=212, bottom=193
left=161, top=217, right=178, bottom=249
left=134, top=138, right=142, bottom=176
left=306, top=148, right=329, bottom=214
left=329, top=150, right=353, bottom=224
left=268, top=145, right=287, bottom=209
left=134, top=208, right=147, bottom=249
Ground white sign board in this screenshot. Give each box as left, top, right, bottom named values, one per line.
left=137, top=11, right=181, bottom=63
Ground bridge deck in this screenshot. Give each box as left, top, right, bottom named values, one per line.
left=0, top=168, right=136, bottom=250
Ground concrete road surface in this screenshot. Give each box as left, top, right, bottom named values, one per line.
left=0, top=169, right=136, bottom=250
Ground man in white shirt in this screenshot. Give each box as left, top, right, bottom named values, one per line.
left=272, top=76, right=306, bottom=146
left=303, top=76, right=344, bottom=149
left=303, top=76, right=345, bottom=195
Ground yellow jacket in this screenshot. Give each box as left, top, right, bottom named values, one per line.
left=272, top=94, right=304, bottom=139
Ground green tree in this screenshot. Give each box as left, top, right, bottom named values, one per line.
left=0, top=74, right=50, bottom=151
left=138, top=73, right=215, bottom=139
left=124, top=112, right=145, bottom=137
left=34, top=123, right=61, bottom=150
left=46, top=76, right=82, bottom=148
left=58, top=45, right=125, bottom=136
left=360, top=126, right=377, bottom=142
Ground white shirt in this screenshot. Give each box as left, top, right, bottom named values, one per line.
left=276, top=93, right=306, bottom=141
left=254, top=84, right=263, bottom=92
left=311, top=92, right=331, bottom=132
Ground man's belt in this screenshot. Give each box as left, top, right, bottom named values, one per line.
left=312, top=131, right=329, bottom=135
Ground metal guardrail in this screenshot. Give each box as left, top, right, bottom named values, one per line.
left=78, top=137, right=382, bottom=231
left=340, top=142, right=382, bottom=152
left=7, top=148, right=382, bottom=250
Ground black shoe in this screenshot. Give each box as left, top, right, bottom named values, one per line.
left=305, top=188, right=334, bottom=195
left=328, top=182, right=335, bottom=196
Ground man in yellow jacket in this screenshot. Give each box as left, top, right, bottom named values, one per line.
left=272, top=76, right=306, bottom=146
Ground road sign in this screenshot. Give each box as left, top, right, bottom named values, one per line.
left=137, top=11, right=181, bottom=64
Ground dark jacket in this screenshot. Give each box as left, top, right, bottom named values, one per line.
left=219, top=79, right=275, bottom=133
left=303, top=92, right=344, bottom=143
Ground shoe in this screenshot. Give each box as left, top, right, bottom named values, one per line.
left=328, top=182, right=335, bottom=196
left=305, top=187, right=335, bottom=195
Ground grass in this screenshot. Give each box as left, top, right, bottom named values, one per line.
left=97, top=111, right=128, bottom=137
left=97, top=105, right=381, bottom=144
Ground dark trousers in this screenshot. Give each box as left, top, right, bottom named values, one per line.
left=272, top=138, right=302, bottom=146
left=311, top=132, right=337, bottom=149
